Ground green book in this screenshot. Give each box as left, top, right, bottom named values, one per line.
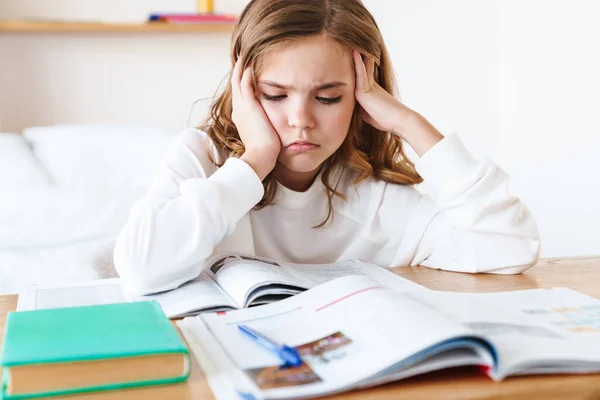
left=0, top=301, right=190, bottom=399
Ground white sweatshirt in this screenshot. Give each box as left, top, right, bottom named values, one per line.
left=114, top=129, right=540, bottom=295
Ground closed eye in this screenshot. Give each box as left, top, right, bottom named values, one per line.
left=262, top=94, right=342, bottom=105
left=262, top=94, right=286, bottom=102
left=317, top=96, right=342, bottom=105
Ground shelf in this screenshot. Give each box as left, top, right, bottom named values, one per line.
left=0, top=20, right=234, bottom=33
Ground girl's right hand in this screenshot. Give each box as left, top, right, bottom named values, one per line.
left=231, top=58, right=281, bottom=180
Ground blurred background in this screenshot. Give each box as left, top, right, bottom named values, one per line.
left=1, top=0, right=599, bottom=294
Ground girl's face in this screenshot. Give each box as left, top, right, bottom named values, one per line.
left=256, top=34, right=356, bottom=177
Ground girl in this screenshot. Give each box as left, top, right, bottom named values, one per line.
left=114, top=0, right=540, bottom=295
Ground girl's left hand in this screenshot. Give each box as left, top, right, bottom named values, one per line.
left=353, top=50, right=414, bottom=136
left=353, top=50, right=444, bottom=156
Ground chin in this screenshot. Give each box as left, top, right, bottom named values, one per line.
left=279, top=156, right=324, bottom=174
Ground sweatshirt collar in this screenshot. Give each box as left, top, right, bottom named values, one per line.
left=274, top=164, right=344, bottom=209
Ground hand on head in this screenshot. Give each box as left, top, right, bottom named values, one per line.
left=231, top=57, right=281, bottom=180
left=352, top=50, right=414, bottom=136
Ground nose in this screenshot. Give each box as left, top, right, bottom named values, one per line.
left=287, top=99, right=315, bottom=130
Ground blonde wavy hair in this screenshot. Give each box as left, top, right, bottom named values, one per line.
left=199, top=0, right=423, bottom=226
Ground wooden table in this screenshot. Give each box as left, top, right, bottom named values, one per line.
left=2, top=256, right=600, bottom=399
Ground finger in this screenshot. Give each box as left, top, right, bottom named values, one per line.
left=353, top=50, right=369, bottom=91
left=364, top=55, right=375, bottom=83
left=231, top=57, right=243, bottom=97
left=360, top=108, right=376, bottom=127
left=240, top=66, right=255, bottom=101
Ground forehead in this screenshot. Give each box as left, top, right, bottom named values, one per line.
left=259, top=35, right=353, bottom=87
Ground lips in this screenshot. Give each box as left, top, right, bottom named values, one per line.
left=286, top=141, right=319, bottom=153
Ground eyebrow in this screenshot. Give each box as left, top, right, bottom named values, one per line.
left=258, top=80, right=347, bottom=90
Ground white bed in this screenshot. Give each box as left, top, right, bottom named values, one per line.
left=0, top=238, right=118, bottom=294
left=0, top=124, right=176, bottom=294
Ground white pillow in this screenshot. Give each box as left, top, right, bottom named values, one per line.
left=0, top=133, right=52, bottom=186
left=0, top=186, right=146, bottom=248
left=23, top=124, right=175, bottom=191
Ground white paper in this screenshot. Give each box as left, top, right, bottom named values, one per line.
left=406, top=288, right=600, bottom=378
left=178, top=318, right=264, bottom=400
left=17, top=278, right=128, bottom=311
left=16, top=257, right=427, bottom=321
left=16, top=274, right=236, bottom=318
left=134, top=272, right=237, bottom=317
left=192, top=275, right=481, bottom=399
left=206, top=255, right=309, bottom=308
left=282, top=259, right=426, bottom=292
left=205, top=255, right=427, bottom=309
left=178, top=279, right=600, bottom=399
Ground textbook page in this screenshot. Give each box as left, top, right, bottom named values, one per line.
left=133, top=272, right=238, bottom=317
left=189, top=275, right=492, bottom=399
left=17, top=272, right=237, bottom=318
left=282, top=259, right=426, bottom=293
left=405, top=288, right=600, bottom=379
left=205, top=255, right=310, bottom=309
left=177, top=317, right=265, bottom=400
left=205, top=255, right=427, bottom=309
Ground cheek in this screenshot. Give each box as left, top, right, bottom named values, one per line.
left=258, top=100, right=287, bottom=131
left=317, top=103, right=355, bottom=143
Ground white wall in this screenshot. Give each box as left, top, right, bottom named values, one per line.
left=1, top=0, right=599, bottom=258
left=368, top=0, right=600, bottom=258
left=489, top=0, right=600, bottom=258
left=0, top=33, right=231, bottom=132
left=0, top=0, right=248, bottom=132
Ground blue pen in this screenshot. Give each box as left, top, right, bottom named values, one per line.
left=238, top=324, right=302, bottom=367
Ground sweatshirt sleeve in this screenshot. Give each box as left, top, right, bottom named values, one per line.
left=113, top=129, right=264, bottom=295
left=389, top=134, right=541, bottom=274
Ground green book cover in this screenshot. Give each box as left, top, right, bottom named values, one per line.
left=0, top=301, right=190, bottom=399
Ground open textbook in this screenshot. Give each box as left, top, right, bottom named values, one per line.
left=17, top=255, right=424, bottom=318
left=177, top=275, right=600, bottom=400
